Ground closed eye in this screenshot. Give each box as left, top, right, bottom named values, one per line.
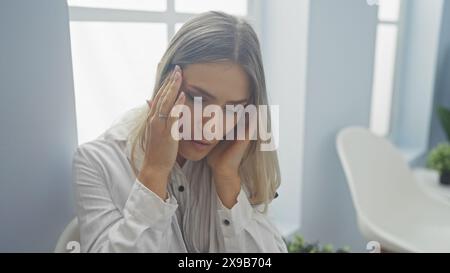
left=185, top=91, right=207, bottom=102
left=185, top=90, right=247, bottom=114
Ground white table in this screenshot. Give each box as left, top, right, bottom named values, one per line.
left=413, top=168, right=450, bottom=204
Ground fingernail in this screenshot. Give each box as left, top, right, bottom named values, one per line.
left=175, top=65, right=180, bottom=72
left=180, top=91, right=185, bottom=98
left=174, top=71, right=180, bottom=81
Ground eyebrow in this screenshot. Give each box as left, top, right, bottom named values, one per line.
left=187, top=84, right=249, bottom=104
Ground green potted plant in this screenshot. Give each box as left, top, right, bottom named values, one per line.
left=427, top=143, right=450, bottom=186
left=438, top=106, right=450, bottom=141
left=285, top=234, right=350, bottom=253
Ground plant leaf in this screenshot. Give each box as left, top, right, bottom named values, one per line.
left=438, top=106, right=450, bottom=141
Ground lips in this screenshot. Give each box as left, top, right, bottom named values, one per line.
left=190, top=140, right=212, bottom=150
left=193, top=140, right=212, bottom=145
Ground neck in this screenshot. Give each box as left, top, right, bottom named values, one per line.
left=176, top=154, right=186, bottom=168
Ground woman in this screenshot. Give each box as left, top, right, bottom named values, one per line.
left=73, top=11, right=287, bottom=253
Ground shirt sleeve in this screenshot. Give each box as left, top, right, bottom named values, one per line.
left=216, top=187, right=288, bottom=253
left=73, top=145, right=178, bottom=252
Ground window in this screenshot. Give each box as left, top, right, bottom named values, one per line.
left=67, top=0, right=253, bottom=144
left=370, top=0, right=403, bottom=136
left=385, top=0, right=444, bottom=162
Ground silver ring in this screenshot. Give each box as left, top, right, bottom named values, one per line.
left=158, top=112, right=169, bottom=119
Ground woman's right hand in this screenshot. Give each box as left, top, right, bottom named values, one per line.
left=137, top=65, right=185, bottom=200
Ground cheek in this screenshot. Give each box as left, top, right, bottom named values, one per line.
left=222, top=117, right=235, bottom=136
left=222, top=112, right=245, bottom=137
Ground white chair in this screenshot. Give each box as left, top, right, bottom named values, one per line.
left=336, top=127, right=450, bottom=252
left=54, top=218, right=80, bottom=253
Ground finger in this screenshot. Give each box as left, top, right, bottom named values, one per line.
left=228, top=137, right=251, bottom=160
left=226, top=115, right=253, bottom=156
left=210, top=140, right=230, bottom=156
left=235, top=112, right=257, bottom=141
left=160, top=66, right=182, bottom=116
left=149, top=69, right=175, bottom=117
left=159, top=65, right=181, bottom=111
left=240, top=116, right=256, bottom=158
left=247, top=111, right=258, bottom=140
left=150, top=69, right=175, bottom=117
left=154, top=67, right=178, bottom=117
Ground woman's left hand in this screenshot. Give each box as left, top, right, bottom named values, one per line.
left=207, top=116, right=255, bottom=208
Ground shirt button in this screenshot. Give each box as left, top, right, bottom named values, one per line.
left=223, top=219, right=230, bottom=226
left=178, top=185, right=185, bottom=192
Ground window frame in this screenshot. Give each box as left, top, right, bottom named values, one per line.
left=68, top=0, right=261, bottom=40
left=370, top=0, right=406, bottom=137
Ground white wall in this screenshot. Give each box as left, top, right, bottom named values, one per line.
left=299, top=0, right=378, bottom=252
left=261, top=0, right=309, bottom=236
left=261, top=1, right=378, bottom=252
left=0, top=0, right=77, bottom=251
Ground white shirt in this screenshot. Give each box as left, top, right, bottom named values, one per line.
left=72, top=105, right=288, bottom=253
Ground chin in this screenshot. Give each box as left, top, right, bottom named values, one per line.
left=178, top=140, right=216, bottom=161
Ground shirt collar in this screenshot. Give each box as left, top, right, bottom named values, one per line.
left=100, top=104, right=147, bottom=169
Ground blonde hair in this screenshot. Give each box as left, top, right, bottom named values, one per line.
left=129, top=11, right=281, bottom=208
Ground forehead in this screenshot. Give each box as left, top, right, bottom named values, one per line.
left=181, top=61, right=250, bottom=102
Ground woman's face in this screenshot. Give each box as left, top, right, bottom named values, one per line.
left=176, top=61, right=251, bottom=162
